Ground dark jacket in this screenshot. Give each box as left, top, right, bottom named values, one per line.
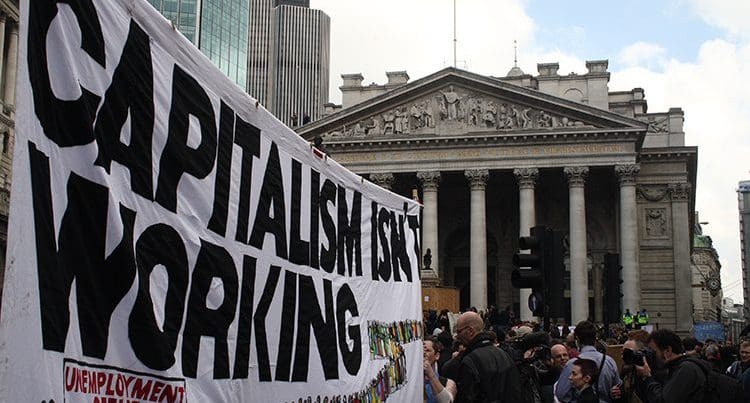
left=444, top=332, right=522, bottom=403
left=576, top=386, right=599, bottom=403
left=636, top=355, right=706, bottom=403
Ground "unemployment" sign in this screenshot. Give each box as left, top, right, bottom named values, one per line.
left=0, top=0, right=423, bottom=401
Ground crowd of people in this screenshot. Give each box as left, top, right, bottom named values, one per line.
left=423, top=306, right=750, bottom=403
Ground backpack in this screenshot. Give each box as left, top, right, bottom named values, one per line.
left=685, top=357, right=744, bottom=403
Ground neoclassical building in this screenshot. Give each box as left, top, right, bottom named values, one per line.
left=0, top=0, right=18, bottom=297
left=691, top=217, right=723, bottom=322
left=299, top=61, right=697, bottom=333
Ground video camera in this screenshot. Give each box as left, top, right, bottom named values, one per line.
left=513, top=331, right=552, bottom=362
left=622, top=347, right=656, bottom=367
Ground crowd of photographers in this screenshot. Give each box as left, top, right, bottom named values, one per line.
left=423, top=306, right=750, bottom=403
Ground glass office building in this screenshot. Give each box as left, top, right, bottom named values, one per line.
left=148, top=0, right=249, bottom=89
left=148, top=0, right=330, bottom=125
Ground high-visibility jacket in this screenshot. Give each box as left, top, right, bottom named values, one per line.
left=622, top=313, right=634, bottom=325
left=637, top=313, right=649, bottom=325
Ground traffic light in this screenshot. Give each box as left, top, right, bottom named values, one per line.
left=545, top=229, right=565, bottom=318
left=512, top=226, right=546, bottom=316
left=604, top=253, right=623, bottom=325
left=512, top=226, right=545, bottom=291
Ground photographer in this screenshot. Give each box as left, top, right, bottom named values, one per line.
left=610, top=338, right=650, bottom=403
left=555, top=321, right=620, bottom=403
left=504, top=326, right=554, bottom=403
left=634, top=329, right=707, bottom=403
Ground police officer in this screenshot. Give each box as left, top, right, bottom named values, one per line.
left=637, top=309, right=649, bottom=327
left=622, top=309, right=634, bottom=330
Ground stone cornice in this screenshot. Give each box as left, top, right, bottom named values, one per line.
left=564, top=166, right=589, bottom=187
left=319, top=127, right=642, bottom=153
left=465, top=169, right=489, bottom=189
left=513, top=168, right=539, bottom=189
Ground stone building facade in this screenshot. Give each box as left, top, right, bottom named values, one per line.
left=299, top=61, right=697, bottom=333
left=0, top=0, right=18, bottom=295
left=691, top=218, right=723, bottom=322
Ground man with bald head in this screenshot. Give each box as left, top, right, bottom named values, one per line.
left=541, top=344, right=570, bottom=402
left=443, top=311, right=521, bottom=402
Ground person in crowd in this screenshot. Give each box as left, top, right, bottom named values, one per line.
left=610, top=338, right=644, bottom=403
left=634, top=329, right=707, bottom=403
left=540, top=344, right=570, bottom=403
left=498, top=306, right=511, bottom=329
left=555, top=321, right=620, bottom=403
left=424, top=336, right=457, bottom=403
left=561, top=320, right=571, bottom=338
left=504, top=326, right=549, bottom=403
left=550, top=321, right=561, bottom=339
left=436, top=328, right=455, bottom=372
left=438, top=309, right=450, bottom=330
left=622, top=309, right=634, bottom=330
left=637, top=309, right=649, bottom=327
left=726, top=340, right=750, bottom=379
left=569, top=358, right=600, bottom=403
left=703, top=343, right=722, bottom=372
left=442, top=311, right=521, bottom=402
left=682, top=336, right=701, bottom=357
left=565, top=333, right=580, bottom=359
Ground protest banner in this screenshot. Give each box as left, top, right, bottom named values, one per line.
left=0, top=0, right=423, bottom=401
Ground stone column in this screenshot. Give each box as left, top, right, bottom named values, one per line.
left=615, top=164, right=641, bottom=314
left=565, top=166, right=589, bottom=324
left=370, top=173, right=394, bottom=191
left=670, top=183, right=692, bottom=334
left=417, top=171, right=441, bottom=281
left=0, top=15, right=7, bottom=95
left=514, top=168, right=538, bottom=321
left=465, top=169, right=489, bottom=310
left=3, top=21, right=17, bottom=112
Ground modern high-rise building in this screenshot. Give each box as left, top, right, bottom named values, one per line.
left=148, top=0, right=250, bottom=89
left=247, top=0, right=275, bottom=105
left=267, top=4, right=330, bottom=126
left=148, top=0, right=330, bottom=127
left=738, top=180, right=750, bottom=319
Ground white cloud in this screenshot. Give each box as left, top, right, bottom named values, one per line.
left=611, top=38, right=750, bottom=302
left=311, top=0, right=536, bottom=103
left=688, top=0, right=750, bottom=40
left=617, top=42, right=666, bottom=68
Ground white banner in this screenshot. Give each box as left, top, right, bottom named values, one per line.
left=0, top=0, right=423, bottom=401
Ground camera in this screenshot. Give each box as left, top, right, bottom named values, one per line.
left=513, top=331, right=552, bottom=361
left=622, top=347, right=656, bottom=367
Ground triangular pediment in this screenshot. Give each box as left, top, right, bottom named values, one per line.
left=299, top=68, right=646, bottom=141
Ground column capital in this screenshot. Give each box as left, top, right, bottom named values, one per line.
left=564, top=166, right=589, bottom=188
left=417, top=171, right=441, bottom=191
left=513, top=167, right=539, bottom=189
left=464, top=169, right=489, bottom=189
left=669, top=182, right=691, bottom=201
left=615, top=164, right=640, bottom=185
left=0, top=14, right=6, bottom=24
left=370, top=173, right=394, bottom=189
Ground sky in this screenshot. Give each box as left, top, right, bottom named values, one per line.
left=309, top=0, right=750, bottom=303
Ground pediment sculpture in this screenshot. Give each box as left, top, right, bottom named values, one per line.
left=326, top=86, right=593, bottom=139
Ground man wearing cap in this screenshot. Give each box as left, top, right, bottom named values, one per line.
left=443, top=311, right=521, bottom=402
